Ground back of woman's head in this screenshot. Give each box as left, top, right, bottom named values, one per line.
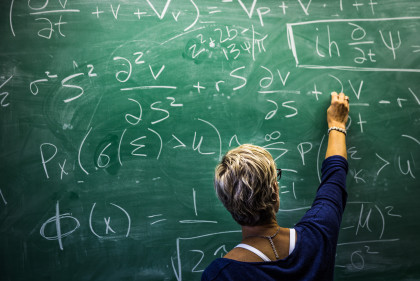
left=214, top=144, right=279, bottom=226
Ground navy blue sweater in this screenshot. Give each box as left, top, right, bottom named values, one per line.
left=202, top=155, right=348, bottom=281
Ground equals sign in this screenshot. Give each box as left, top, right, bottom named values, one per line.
left=148, top=214, right=167, bottom=225
left=412, top=45, right=420, bottom=53
left=208, top=7, right=221, bottom=14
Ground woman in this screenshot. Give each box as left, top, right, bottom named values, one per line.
left=202, top=92, right=350, bottom=280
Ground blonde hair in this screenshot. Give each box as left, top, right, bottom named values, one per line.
left=214, top=144, right=279, bottom=226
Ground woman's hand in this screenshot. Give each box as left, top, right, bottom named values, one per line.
left=325, top=92, right=349, bottom=159
left=327, top=92, right=349, bottom=129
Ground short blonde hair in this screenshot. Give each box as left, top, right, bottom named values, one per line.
left=214, top=144, right=279, bottom=226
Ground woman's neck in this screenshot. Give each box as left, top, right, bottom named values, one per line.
left=241, top=219, right=280, bottom=240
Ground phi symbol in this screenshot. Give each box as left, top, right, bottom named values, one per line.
left=39, top=201, right=80, bottom=251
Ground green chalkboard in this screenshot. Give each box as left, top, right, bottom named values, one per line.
left=1, top=0, right=419, bottom=280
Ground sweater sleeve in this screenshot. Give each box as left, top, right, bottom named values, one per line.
left=296, top=155, right=348, bottom=243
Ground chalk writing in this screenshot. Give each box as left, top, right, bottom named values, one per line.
left=39, top=201, right=80, bottom=250
left=287, top=17, right=420, bottom=72
left=0, top=188, right=7, bottom=206
left=1, top=1, right=420, bottom=280
left=0, top=75, right=13, bottom=107
left=30, top=64, right=98, bottom=102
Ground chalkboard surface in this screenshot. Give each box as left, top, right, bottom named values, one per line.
left=1, top=0, right=419, bottom=280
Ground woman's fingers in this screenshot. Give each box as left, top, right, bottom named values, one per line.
left=331, top=92, right=349, bottom=103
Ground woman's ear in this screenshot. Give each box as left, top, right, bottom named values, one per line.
left=272, top=181, right=280, bottom=212
left=274, top=180, right=279, bottom=195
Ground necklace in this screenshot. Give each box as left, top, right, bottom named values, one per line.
left=245, top=227, right=281, bottom=260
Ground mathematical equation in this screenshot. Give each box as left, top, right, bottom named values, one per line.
left=39, top=201, right=130, bottom=250
left=10, top=0, right=383, bottom=39
left=1, top=0, right=420, bottom=280
left=173, top=201, right=402, bottom=280
left=288, top=18, right=420, bottom=71
left=37, top=200, right=403, bottom=276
